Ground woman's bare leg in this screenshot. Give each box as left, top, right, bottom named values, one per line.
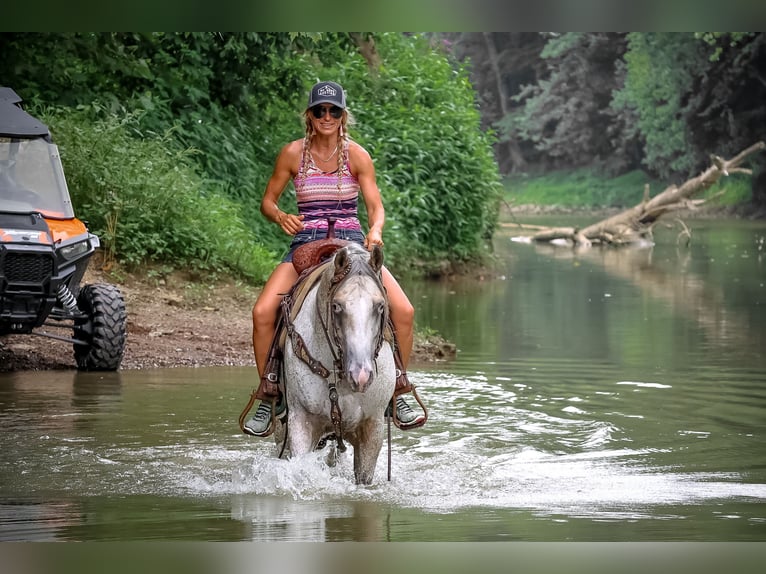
left=245, top=263, right=298, bottom=436
left=252, top=262, right=298, bottom=378
left=381, top=266, right=415, bottom=368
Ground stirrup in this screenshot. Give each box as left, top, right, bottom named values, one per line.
left=387, top=386, right=427, bottom=431
left=242, top=396, right=285, bottom=438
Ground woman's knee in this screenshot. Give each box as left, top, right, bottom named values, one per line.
left=390, top=297, right=414, bottom=328
left=252, top=263, right=296, bottom=334
left=252, top=299, right=277, bottom=333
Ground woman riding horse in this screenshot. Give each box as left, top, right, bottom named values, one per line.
left=244, top=80, right=425, bottom=436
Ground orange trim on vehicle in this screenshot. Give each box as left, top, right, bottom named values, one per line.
left=45, top=217, right=88, bottom=243
left=37, top=210, right=68, bottom=219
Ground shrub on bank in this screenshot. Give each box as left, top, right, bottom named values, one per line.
left=41, top=106, right=277, bottom=282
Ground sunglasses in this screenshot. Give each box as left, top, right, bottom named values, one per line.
left=310, top=105, right=343, bottom=119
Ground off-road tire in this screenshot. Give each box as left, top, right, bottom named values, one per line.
left=73, top=283, right=127, bottom=371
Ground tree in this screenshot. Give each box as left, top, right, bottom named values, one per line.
left=499, top=33, right=634, bottom=174
left=515, top=142, right=766, bottom=247
left=612, top=33, right=766, bottom=185
left=440, top=32, right=548, bottom=173
left=441, top=32, right=766, bottom=207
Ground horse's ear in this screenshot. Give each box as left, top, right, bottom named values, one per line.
left=334, top=246, right=349, bottom=272
left=369, top=244, right=384, bottom=272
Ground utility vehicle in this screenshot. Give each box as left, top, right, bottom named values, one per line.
left=0, top=87, right=126, bottom=370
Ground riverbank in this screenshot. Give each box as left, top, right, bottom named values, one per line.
left=0, top=265, right=457, bottom=373
left=504, top=201, right=766, bottom=220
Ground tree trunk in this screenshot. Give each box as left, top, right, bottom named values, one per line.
left=349, top=33, right=381, bottom=70
left=516, top=142, right=765, bottom=246
left=482, top=32, right=526, bottom=173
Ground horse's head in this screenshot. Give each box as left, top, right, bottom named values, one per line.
left=326, top=243, right=388, bottom=393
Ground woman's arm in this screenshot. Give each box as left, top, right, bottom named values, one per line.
left=261, top=140, right=304, bottom=235
left=351, top=142, right=385, bottom=248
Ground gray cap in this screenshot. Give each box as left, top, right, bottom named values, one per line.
left=307, top=81, right=346, bottom=109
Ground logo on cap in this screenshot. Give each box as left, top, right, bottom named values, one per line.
left=317, top=84, right=337, bottom=97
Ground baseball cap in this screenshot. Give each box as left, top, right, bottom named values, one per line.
left=307, top=81, right=346, bottom=109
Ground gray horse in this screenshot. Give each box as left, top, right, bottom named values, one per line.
left=274, top=242, right=396, bottom=485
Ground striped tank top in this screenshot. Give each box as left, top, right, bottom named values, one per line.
left=293, top=140, right=362, bottom=232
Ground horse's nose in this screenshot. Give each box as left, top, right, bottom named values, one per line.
left=350, top=365, right=374, bottom=392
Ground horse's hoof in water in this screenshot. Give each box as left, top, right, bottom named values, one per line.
left=324, top=445, right=339, bottom=467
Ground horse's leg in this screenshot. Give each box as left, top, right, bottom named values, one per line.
left=324, top=443, right=339, bottom=467
left=286, top=414, right=318, bottom=457
left=352, top=419, right=386, bottom=485
left=273, top=420, right=289, bottom=459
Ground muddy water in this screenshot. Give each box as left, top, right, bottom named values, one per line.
left=1, top=219, right=765, bottom=541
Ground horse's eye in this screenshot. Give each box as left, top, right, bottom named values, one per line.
left=376, top=302, right=385, bottom=315
left=332, top=302, right=343, bottom=314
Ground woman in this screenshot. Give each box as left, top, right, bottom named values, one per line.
left=243, top=80, right=425, bottom=436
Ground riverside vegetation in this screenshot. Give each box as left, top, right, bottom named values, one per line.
left=0, top=33, right=762, bottom=293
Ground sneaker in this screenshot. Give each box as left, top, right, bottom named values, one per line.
left=394, top=396, right=418, bottom=425
left=243, top=401, right=273, bottom=436
left=244, top=397, right=286, bottom=437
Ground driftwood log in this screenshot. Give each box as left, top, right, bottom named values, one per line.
left=512, top=141, right=765, bottom=247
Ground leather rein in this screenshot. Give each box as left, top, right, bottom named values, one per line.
left=283, top=249, right=388, bottom=453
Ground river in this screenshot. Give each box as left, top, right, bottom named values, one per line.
left=1, top=217, right=765, bottom=542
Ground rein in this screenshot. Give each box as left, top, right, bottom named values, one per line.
left=315, top=256, right=352, bottom=452
left=286, top=246, right=389, bottom=456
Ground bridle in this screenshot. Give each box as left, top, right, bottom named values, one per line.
left=288, top=246, right=389, bottom=452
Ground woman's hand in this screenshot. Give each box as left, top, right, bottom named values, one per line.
left=276, top=211, right=305, bottom=235
left=364, top=228, right=384, bottom=250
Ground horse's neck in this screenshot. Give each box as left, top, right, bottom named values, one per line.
left=292, top=285, right=332, bottom=360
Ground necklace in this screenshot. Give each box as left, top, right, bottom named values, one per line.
left=313, top=144, right=338, bottom=163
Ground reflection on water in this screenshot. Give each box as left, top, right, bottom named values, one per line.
left=1, top=219, right=765, bottom=541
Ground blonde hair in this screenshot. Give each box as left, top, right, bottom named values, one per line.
left=297, top=108, right=355, bottom=193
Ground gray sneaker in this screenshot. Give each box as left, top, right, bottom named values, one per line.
left=244, top=398, right=286, bottom=437
left=395, top=396, right=418, bottom=425
left=243, top=402, right=273, bottom=436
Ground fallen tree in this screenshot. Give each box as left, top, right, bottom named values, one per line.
left=514, top=141, right=765, bottom=247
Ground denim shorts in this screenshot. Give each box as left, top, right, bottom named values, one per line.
left=282, top=228, right=366, bottom=262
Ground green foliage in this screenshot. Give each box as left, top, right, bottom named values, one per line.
left=612, top=32, right=765, bottom=185
left=498, top=33, right=634, bottom=174
left=41, top=106, right=277, bottom=281
left=695, top=32, right=752, bottom=61
left=505, top=169, right=658, bottom=208
left=451, top=32, right=765, bottom=208
left=330, top=33, right=503, bottom=265
left=2, top=32, right=504, bottom=275
left=611, top=33, right=705, bottom=179
left=0, top=32, right=315, bottom=257
left=701, top=174, right=753, bottom=206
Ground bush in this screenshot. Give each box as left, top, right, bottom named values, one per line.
left=307, top=33, right=503, bottom=267
left=40, top=106, right=277, bottom=282
left=5, top=33, right=504, bottom=276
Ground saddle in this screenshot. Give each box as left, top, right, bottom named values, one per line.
left=238, top=221, right=418, bottom=436
left=254, top=235, right=406, bottom=403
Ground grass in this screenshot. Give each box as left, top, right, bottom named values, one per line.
left=503, top=168, right=754, bottom=209
left=700, top=174, right=753, bottom=205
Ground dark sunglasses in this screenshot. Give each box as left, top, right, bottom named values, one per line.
left=310, top=105, right=343, bottom=119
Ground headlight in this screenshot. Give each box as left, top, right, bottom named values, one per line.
left=60, top=240, right=90, bottom=260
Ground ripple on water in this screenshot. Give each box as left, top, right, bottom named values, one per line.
left=4, top=366, right=766, bottom=527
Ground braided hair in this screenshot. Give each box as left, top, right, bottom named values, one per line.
left=297, top=108, right=354, bottom=195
